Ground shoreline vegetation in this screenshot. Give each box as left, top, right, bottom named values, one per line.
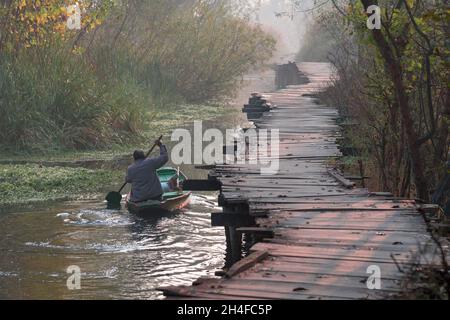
left=0, top=101, right=239, bottom=208
left=294, top=1, right=449, bottom=299
left=0, top=1, right=275, bottom=208
left=0, top=164, right=122, bottom=210
left=298, top=1, right=448, bottom=205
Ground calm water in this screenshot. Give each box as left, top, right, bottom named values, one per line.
left=0, top=73, right=273, bottom=300
left=0, top=194, right=225, bottom=299
left=0, top=108, right=247, bottom=300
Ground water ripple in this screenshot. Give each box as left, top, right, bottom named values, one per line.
left=0, top=194, right=226, bottom=299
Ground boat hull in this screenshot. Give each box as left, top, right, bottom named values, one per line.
left=126, top=191, right=191, bottom=215
left=125, top=167, right=191, bottom=215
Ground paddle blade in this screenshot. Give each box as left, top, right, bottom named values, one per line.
left=106, top=191, right=122, bottom=209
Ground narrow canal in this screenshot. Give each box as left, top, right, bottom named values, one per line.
left=0, top=71, right=275, bottom=299
left=0, top=194, right=224, bottom=299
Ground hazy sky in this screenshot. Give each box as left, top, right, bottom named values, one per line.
left=248, top=0, right=316, bottom=61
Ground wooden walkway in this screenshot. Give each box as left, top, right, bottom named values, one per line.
left=159, top=62, right=447, bottom=300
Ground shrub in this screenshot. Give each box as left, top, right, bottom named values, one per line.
left=0, top=0, right=275, bottom=152
left=0, top=46, right=148, bottom=152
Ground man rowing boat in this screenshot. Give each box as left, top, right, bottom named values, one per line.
left=126, top=139, right=173, bottom=202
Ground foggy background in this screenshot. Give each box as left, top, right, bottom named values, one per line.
left=246, top=0, right=316, bottom=62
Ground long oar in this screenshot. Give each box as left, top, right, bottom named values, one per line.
left=105, top=135, right=163, bottom=209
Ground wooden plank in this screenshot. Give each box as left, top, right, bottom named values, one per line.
left=196, top=279, right=392, bottom=300
left=270, top=218, right=427, bottom=231
left=157, top=286, right=261, bottom=300
left=225, top=250, right=269, bottom=278
left=265, top=222, right=427, bottom=233
left=182, top=179, right=222, bottom=191
left=250, top=201, right=417, bottom=211
left=265, top=238, right=426, bottom=253
left=184, top=286, right=344, bottom=300
left=235, top=271, right=402, bottom=292
left=251, top=242, right=417, bottom=264
left=244, top=194, right=381, bottom=204
left=236, top=227, right=274, bottom=238
left=262, top=255, right=402, bottom=268
left=256, top=258, right=406, bottom=280
left=268, top=210, right=422, bottom=220
left=272, top=229, right=431, bottom=246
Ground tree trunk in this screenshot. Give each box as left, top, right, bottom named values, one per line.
left=360, top=0, right=429, bottom=200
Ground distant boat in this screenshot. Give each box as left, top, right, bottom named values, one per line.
left=125, top=167, right=191, bottom=215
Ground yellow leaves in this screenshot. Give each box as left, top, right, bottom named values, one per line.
left=35, top=14, right=47, bottom=26
left=18, top=0, right=26, bottom=10
left=53, top=22, right=67, bottom=35
left=2, top=0, right=110, bottom=53
left=67, top=5, right=77, bottom=17
left=406, top=0, right=415, bottom=9
left=72, top=46, right=85, bottom=56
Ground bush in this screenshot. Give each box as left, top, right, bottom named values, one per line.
left=86, top=1, right=276, bottom=103
left=0, top=46, right=148, bottom=152
left=0, top=0, right=275, bottom=152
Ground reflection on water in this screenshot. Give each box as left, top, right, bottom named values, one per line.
left=0, top=194, right=225, bottom=299
left=0, top=71, right=273, bottom=299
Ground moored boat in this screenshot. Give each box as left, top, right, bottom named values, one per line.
left=125, top=167, right=191, bottom=215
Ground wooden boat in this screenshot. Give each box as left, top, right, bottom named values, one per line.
left=125, top=167, right=191, bottom=215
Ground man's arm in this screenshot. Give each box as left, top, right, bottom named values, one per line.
left=147, top=141, right=169, bottom=169
left=125, top=168, right=132, bottom=183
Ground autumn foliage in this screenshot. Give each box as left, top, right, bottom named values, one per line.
left=0, top=1, right=275, bottom=151
left=300, top=0, right=449, bottom=202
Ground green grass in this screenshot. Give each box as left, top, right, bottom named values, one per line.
left=0, top=164, right=122, bottom=207
left=1, top=1, right=274, bottom=156
left=0, top=103, right=234, bottom=208
left=146, top=103, right=234, bottom=137
left=0, top=103, right=232, bottom=162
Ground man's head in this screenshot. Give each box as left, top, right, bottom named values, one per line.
left=133, top=150, right=146, bottom=161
